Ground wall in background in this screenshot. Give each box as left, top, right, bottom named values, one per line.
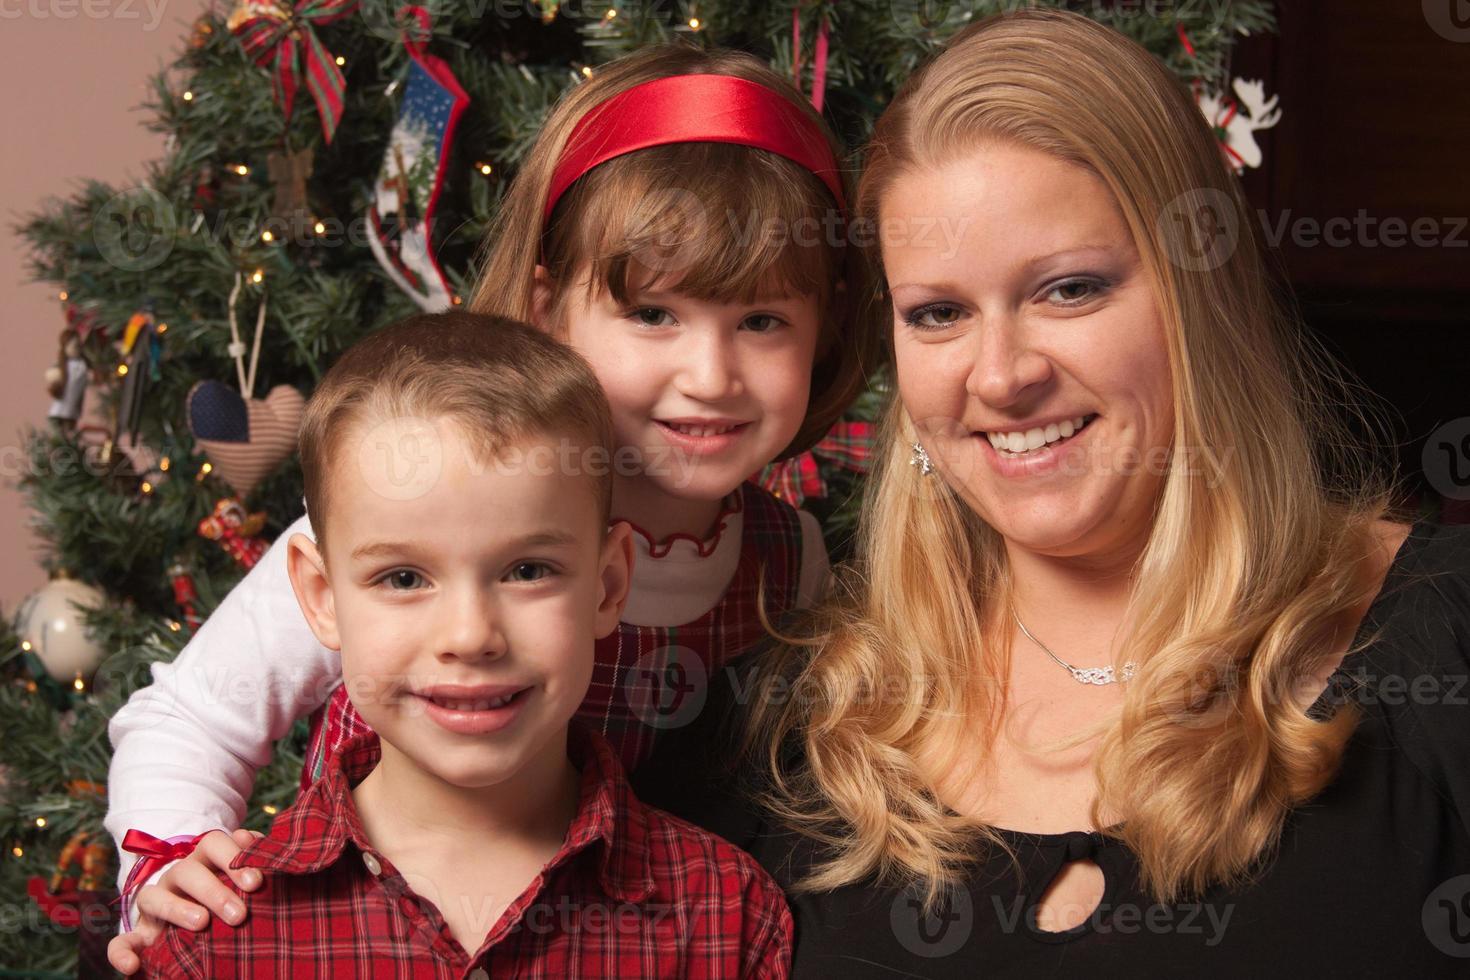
left=1, top=0, right=210, bottom=611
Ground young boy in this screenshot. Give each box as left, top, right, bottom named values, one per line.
left=136, top=311, right=792, bottom=978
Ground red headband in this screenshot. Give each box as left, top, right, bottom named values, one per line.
left=543, top=73, right=846, bottom=222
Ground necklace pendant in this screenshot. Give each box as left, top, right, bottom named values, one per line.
left=1068, top=661, right=1138, bottom=685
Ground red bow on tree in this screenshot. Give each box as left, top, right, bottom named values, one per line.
left=228, top=0, right=360, bottom=144
left=757, top=420, right=874, bottom=506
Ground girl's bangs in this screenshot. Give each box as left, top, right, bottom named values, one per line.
left=554, top=143, right=843, bottom=306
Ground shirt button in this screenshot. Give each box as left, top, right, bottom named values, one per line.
left=468, top=969, right=489, bottom=980
left=362, top=852, right=382, bottom=876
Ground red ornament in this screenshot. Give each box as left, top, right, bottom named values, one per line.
left=198, top=497, right=270, bottom=569
left=169, top=562, right=202, bottom=631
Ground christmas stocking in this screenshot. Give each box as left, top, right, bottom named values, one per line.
left=366, top=7, right=469, bottom=311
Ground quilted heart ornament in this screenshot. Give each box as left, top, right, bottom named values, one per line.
left=187, top=380, right=305, bottom=500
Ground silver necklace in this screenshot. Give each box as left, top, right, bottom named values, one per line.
left=1013, top=612, right=1137, bottom=686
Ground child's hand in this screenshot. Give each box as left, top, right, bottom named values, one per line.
left=106, top=829, right=264, bottom=975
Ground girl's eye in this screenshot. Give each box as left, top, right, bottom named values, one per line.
left=378, top=569, right=424, bottom=591
left=1044, top=277, right=1110, bottom=306
left=741, top=314, right=784, bottom=333
left=629, top=307, right=675, bottom=328
left=507, top=562, right=552, bottom=583
left=902, top=304, right=963, bottom=330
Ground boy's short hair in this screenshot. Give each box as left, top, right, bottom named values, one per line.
left=298, top=311, right=614, bottom=554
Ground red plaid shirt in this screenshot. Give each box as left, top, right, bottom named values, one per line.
left=142, top=724, right=792, bottom=979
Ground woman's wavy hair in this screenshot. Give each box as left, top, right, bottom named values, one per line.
left=467, top=42, right=879, bottom=461
left=747, top=8, right=1406, bottom=911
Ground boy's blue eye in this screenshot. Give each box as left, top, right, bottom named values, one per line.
left=379, top=569, right=424, bottom=591
left=508, top=562, right=551, bottom=582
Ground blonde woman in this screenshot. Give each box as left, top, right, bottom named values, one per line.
left=633, top=9, right=1470, bottom=975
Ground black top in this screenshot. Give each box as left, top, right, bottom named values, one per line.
left=631, top=517, right=1470, bottom=978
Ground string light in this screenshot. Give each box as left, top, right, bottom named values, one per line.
left=476, top=161, right=494, bottom=176
left=251, top=268, right=264, bottom=284
left=603, top=7, right=616, bottom=18
left=233, top=164, right=250, bottom=177
left=581, top=65, right=593, bottom=78
left=116, top=363, right=129, bottom=377
left=155, top=322, right=168, bottom=335
left=168, top=620, right=182, bottom=632
left=10, top=846, right=21, bottom=858
left=314, top=220, right=326, bottom=234
left=34, top=818, right=46, bottom=829
left=182, top=90, right=194, bottom=102
left=262, top=805, right=278, bottom=815
left=72, top=673, right=85, bottom=692
left=261, top=229, right=275, bottom=243
left=25, top=680, right=37, bottom=694
left=160, top=456, right=170, bottom=471
left=141, top=481, right=153, bottom=495
left=58, top=290, right=68, bottom=301
left=689, top=16, right=701, bottom=29
left=451, top=295, right=463, bottom=306
left=334, top=55, right=345, bottom=66
left=20, top=640, right=31, bottom=652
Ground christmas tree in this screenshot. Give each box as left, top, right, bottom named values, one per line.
left=3, top=0, right=1273, bottom=972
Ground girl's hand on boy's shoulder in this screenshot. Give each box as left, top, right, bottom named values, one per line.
left=106, top=828, right=265, bottom=975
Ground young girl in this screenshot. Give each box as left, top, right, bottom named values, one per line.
left=105, top=42, right=872, bottom=971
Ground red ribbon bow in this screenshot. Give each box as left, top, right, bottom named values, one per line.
left=117, top=829, right=217, bottom=925
left=229, top=0, right=360, bottom=144
left=758, top=420, right=874, bottom=506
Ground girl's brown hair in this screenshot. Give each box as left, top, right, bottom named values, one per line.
left=467, top=43, right=879, bottom=461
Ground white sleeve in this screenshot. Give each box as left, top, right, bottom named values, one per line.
left=793, top=509, right=833, bottom=610
left=104, top=512, right=340, bottom=928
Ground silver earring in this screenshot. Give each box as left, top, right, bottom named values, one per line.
left=910, top=442, right=934, bottom=476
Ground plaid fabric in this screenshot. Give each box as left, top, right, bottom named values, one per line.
left=143, top=724, right=792, bottom=979
left=758, top=419, right=874, bottom=506
left=301, top=481, right=805, bottom=786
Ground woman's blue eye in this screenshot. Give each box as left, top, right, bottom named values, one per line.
left=903, top=304, right=963, bottom=329
left=508, top=562, right=550, bottom=583
left=380, top=569, right=423, bottom=591
left=1045, top=277, right=1109, bottom=306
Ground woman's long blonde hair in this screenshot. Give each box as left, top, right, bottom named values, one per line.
left=467, top=43, right=878, bottom=460
left=748, top=9, right=1405, bottom=910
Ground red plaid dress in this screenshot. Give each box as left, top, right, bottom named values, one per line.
left=301, top=481, right=805, bottom=786
left=142, top=725, right=792, bottom=979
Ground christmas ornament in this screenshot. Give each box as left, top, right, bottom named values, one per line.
left=114, top=303, right=161, bottom=447
left=366, top=7, right=469, bottom=312
left=169, top=562, right=203, bottom=631
left=266, top=146, right=315, bottom=231
left=758, top=420, right=874, bottom=506
left=190, top=13, right=215, bottom=49
left=229, top=0, right=359, bottom=144
left=45, top=326, right=92, bottom=435
left=50, top=832, right=111, bottom=893
left=1197, top=78, right=1282, bottom=173
left=15, top=577, right=108, bottom=685
left=188, top=380, right=305, bottom=500
left=197, top=497, right=270, bottom=569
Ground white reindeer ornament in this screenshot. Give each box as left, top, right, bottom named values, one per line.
left=1197, top=78, right=1282, bottom=173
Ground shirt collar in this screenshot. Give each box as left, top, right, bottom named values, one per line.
left=235, top=720, right=657, bottom=904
